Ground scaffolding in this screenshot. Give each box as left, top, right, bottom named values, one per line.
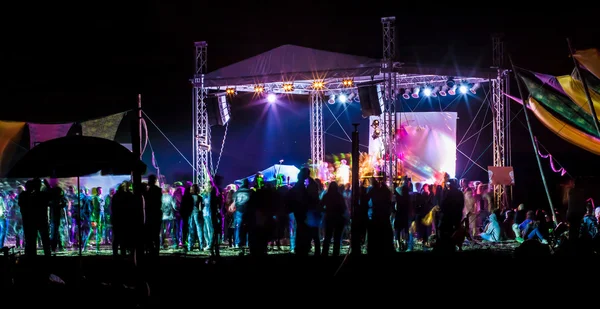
left=380, top=17, right=398, bottom=184
left=192, top=41, right=210, bottom=186
left=310, top=91, right=325, bottom=171
left=491, top=35, right=510, bottom=209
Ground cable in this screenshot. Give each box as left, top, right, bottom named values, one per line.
left=142, top=111, right=196, bottom=172
left=213, top=122, right=228, bottom=175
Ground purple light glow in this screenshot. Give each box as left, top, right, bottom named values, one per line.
left=267, top=93, right=277, bottom=103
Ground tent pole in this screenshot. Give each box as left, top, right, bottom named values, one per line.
left=567, top=38, right=600, bottom=138
left=510, top=56, right=558, bottom=225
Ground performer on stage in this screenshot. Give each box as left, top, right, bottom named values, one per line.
left=337, top=159, right=350, bottom=185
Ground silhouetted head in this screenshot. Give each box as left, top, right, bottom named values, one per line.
left=328, top=181, right=339, bottom=193
left=241, top=179, right=250, bottom=189
left=148, top=175, right=157, bottom=186
left=298, top=167, right=310, bottom=181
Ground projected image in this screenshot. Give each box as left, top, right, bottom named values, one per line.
left=369, top=112, right=457, bottom=184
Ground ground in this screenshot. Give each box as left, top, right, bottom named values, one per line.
left=35, top=239, right=520, bottom=257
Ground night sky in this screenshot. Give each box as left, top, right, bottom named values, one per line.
left=3, top=3, right=600, bottom=208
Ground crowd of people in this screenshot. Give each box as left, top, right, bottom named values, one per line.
left=0, top=169, right=598, bottom=257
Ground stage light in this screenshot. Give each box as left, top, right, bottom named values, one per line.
left=423, top=87, right=432, bottom=97
left=225, top=87, right=236, bottom=96
left=372, top=128, right=381, bottom=139
left=267, top=93, right=277, bottom=103
left=254, top=85, right=265, bottom=93
left=439, top=85, right=448, bottom=96
left=431, top=86, right=439, bottom=97
left=312, top=80, right=325, bottom=90
left=470, top=83, right=480, bottom=94
left=448, top=85, right=457, bottom=95
left=459, top=85, right=468, bottom=94
left=411, top=87, right=420, bottom=98
left=282, top=83, right=294, bottom=92
left=402, top=88, right=411, bottom=99
left=371, top=119, right=379, bottom=128
left=328, top=94, right=336, bottom=104
left=338, top=93, right=347, bottom=103
left=342, top=78, right=354, bottom=87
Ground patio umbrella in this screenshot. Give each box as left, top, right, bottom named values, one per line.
left=6, top=135, right=147, bottom=255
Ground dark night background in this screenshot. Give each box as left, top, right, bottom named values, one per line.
left=2, top=3, right=599, bottom=211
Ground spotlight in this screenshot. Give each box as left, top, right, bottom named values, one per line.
left=439, top=85, right=448, bottom=96
left=342, top=78, right=354, bottom=87
left=402, top=88, right=411, bottom=100
left=423, top=87, right=432, bottom=97
left=338, top=93, right=347, bottom=103
left=448, top=85, right=457, bottom=95
left=267, top=93, right=277, bottom=103
left=459, top=85, right=468, bottom=94
left=371, top=119, right=379, bottom=128
left=254, top=85, right=265, bottom=93
left=372, top=128, right=381, bottom=139
left=411, top=87, right=420, bottom=98
left=470, top=83, right=480, bottom=94
left=312, top=80, right=325, bottom=90
left=431, top=86, right=439, bottom=97
left=282, top=83, right=294, bottom=92
left=225, top=87, right=236, bottom=96
left=347, top=92, right=356, bottom=102
left=328, top=94, right=336, bottom=104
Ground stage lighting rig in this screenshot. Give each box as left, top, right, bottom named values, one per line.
left=371, top=118, right=381, bottom=139
left=439, top=85, right=448, bottom=96
left=342, top=78, right=354, bottom=87
left=282, top=83, right=294, bottom=92
left=254, top=85, right=265, bottom=93
left=402, top=89, right=411, bottom=99
left=469, top=83, right=480, bottom=94
left=411, top=87, right=420, bottom=98
left=423, top=86, right=432, bottom=97
left=225, top=87, right=236, bottom=96
left=448, top=85, right=457, bottom=95
left=312, top=80, right=325, bottom=90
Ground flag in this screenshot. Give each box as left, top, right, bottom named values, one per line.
left=28, top=123, right=73, bottom=149
left=512, top=96, right=600, bottom=156
left=81, top=112, right=125, bottom=140
left=0, top=121, right=26, bottom=176
left=516, top=69, right=600, bottom=138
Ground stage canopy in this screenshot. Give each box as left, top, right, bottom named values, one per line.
left=204, top=44, right=381, bottom=88
left=235, top=164, right=300, bottom=185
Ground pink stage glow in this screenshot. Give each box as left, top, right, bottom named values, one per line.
left=369, top=112, right=457, bottom=184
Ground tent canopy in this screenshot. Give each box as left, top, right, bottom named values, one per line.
left=204, top=45, right=381, bottom=87
left=202, top=44, right=497, bottom=88
left=235, top=164, right=300, bottom=185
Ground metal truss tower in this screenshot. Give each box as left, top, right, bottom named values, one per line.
left=310, top=90, right=324, bottom=173
left=491, top=35, right=510, bottom=209
left=193, top=41, right=210, bottom=186
left=381, top=16, right=397, bottom=184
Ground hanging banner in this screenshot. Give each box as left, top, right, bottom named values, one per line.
left=488, top=166, right=515, bottom=186
left=28, top=123, right=73, bottom=149
left=81, top=112, right=125, bottom=140
left=0, top=121, right=26, bottom=176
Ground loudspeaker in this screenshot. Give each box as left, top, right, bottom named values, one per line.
left=357, top=85, right=382, bottom=117
left=205, top=96, right=222, bottom=126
